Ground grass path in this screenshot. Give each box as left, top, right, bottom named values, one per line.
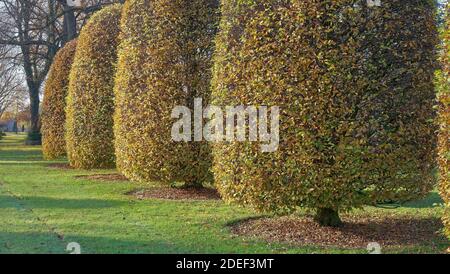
left=0, top=133, right=447, bottom=254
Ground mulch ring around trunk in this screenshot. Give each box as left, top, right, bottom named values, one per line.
left=230, top=215, right=447, bottom=250
left=47, top=163, right=73, bottom=170
left=75, top=174, right=129, bottom=182
left=126, top=187, right=221, bottom=201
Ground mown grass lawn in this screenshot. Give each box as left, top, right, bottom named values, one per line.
left=0, top=133, right=447, bottom=254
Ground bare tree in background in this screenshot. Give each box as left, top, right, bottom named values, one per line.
left=0, top=0, right=122, bottom=143
left=0, top=45, right=22, bottom=118
left=0, top=69, right=22, bottom=118
left=58, top=0, right=124, bottom=44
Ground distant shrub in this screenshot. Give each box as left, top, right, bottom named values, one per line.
left=212, top=0, right=438, bottom=226
left=41, top=40, right=77, bottom=160
left=66, top=4, right=122, bottom=169
left=114, top=0, right=219, bottom=186
left=438, top=5, right=449, bottom=240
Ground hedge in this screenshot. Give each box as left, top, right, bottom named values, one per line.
left=211, top=0, right=438, bottom=226
left=438, top=4, right=449, bottom=240
left=114, top=0, right=219, bottom=186
left=41, top=39, right=77, bottom=160
left=66, top=4, right=122, bottom=169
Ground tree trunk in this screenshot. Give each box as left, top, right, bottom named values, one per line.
left=61, top=3, right=77, bottom=45
left=21, top=44, right=42, bottom=144
left=65, top=9, right=77, bottom=42
left=314, top=208, right=342, bottom=227
left=29, top=85, right=40, bottom=133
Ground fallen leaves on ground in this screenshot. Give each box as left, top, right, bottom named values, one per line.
left=127, top=187, right=221, bottom=201
left=231, top=215, right=447, bottom=250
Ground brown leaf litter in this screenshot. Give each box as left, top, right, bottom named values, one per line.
left=127, top=187, right=221, bottom=201
left=47, top=163, right=73, bottom=170
left=75, top=173, right=129, bottom=182
left=231, top=215, right=447, bottom=250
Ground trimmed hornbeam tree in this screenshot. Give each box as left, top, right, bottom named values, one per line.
left=114, top=0, right=219, bottom=186
left=438, top=4, right=449, bottom=240
left=66, top=4, right=122, bottom=169
left=41, top=39, right=77, bottom=160
left=212, top=0, right=438, bottom=226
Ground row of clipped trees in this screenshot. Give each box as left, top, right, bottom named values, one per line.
left=41, top=0, right=448, bottom=230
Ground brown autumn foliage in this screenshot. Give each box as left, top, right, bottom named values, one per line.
left=41, top=39, right=77, bottom=160
left=114, top=0, right=219, bottom=186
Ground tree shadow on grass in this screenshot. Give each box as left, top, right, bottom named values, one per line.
left=402, top=192, right=444, bottom=209
left=0, top=231, right=66, bottom=254
left=0, top=149, right=43, bottom=162
left=0, top=231, right=177, bottom=254
left=0, top=195, right=125, bottom=209
left=0, top=161, right=47, bottom=167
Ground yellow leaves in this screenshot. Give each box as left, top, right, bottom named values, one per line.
left=65, top=4, right=122, bottom=169
left=438, top=4, right=450, bottom=240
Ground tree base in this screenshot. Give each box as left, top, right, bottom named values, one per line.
left=25, top=140, right=42, bottom=146
left=25, top=131, right=42, bottom=146
left=314, top=208, right=342, bottom=227
left=179, top=182, right=204, bottom=190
